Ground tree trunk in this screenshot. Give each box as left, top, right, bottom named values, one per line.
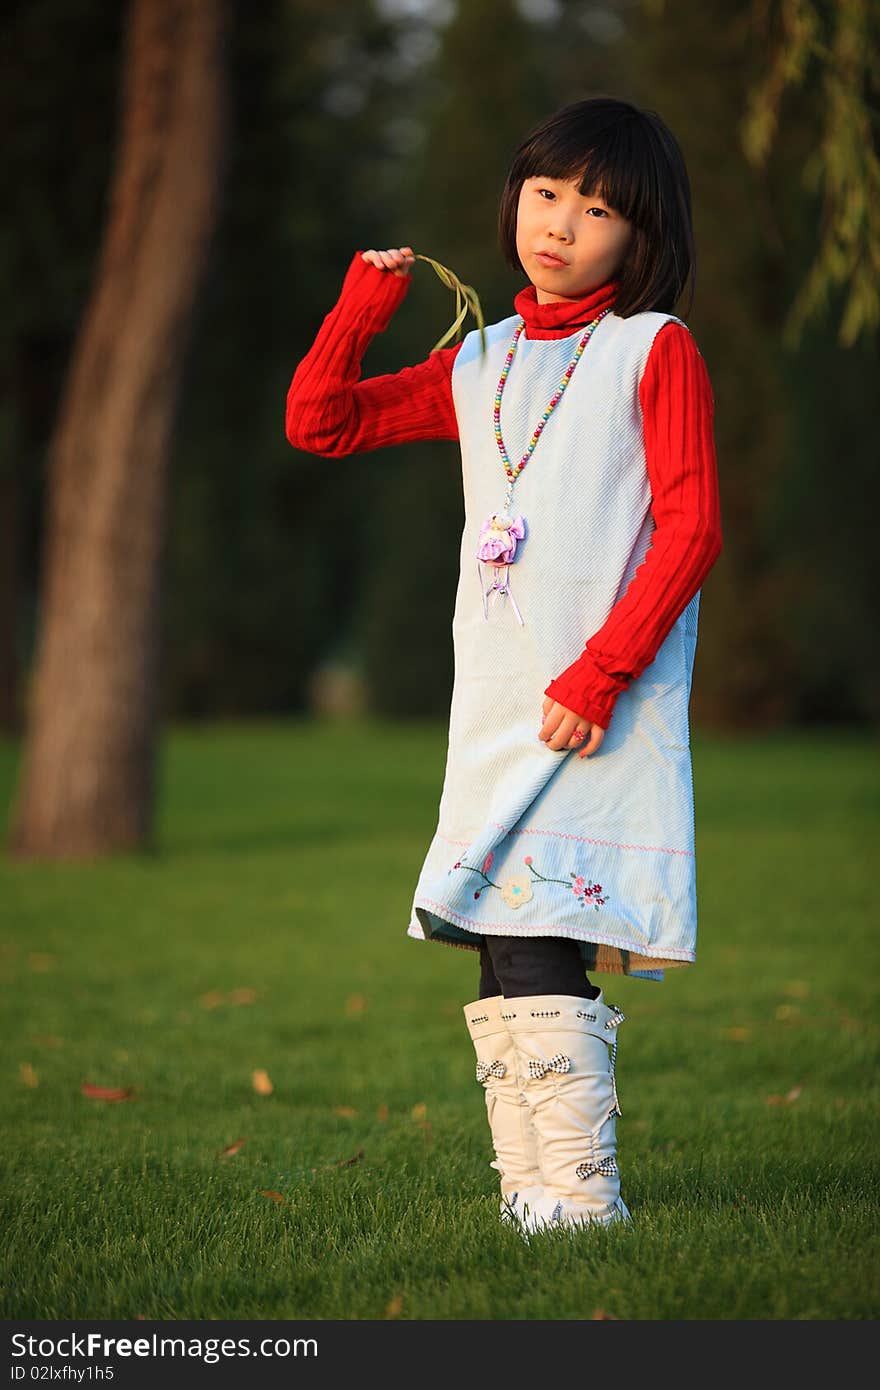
left=8, top=0, right=228, bottom=859
left=0, top=446, right=21, bottom=734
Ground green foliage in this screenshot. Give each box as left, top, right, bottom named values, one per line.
left=740, top=0, right=880, bottom=346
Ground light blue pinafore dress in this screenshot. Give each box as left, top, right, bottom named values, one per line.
left=407, top=308, right=701, bottom=980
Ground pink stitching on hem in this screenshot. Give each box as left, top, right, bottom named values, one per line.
left=436, top=825, right=693, bottom=857
left=492, top=822, right=695, bottom=856
left=412, top=897, right=696, bottom=961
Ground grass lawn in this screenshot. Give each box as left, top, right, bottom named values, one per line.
left=0, top=719, right=877, bottom=1320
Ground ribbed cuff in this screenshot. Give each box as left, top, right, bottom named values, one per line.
left=544, top=651, right=631, bottom=731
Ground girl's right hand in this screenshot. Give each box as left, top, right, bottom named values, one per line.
left=361, top=246, right=415, bottom=278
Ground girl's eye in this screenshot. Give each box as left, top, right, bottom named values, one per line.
left=536, top=188, right=609, bottom=216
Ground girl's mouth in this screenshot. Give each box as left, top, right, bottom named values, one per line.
left=535, top=251, right=568, bottom=267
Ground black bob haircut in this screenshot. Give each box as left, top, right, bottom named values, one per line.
left=498, top=96, right=696, bottom=319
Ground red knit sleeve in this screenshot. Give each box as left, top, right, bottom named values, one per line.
left=543, top=320, right=723, bottom=730
left=285, top=250, right=460, bottom=456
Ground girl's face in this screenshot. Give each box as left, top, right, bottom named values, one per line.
left=515, top=174, right=633, bottom=303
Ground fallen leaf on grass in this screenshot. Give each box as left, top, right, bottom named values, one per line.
left=81, top=1082, right=134, bottom=1102
left=27, top=953, right=55, bottom=972
left=385, top=1293, right=404, bottom=1318
left=259, top=1189, right=286, bottom=1204
left=199, top=987, right=260, bottom=1011
left=592, top=1308, right=618, bottom=1320
left=774, top=1004, right=800, bottom=1022
left=410, top=1101, right=432, bottom=1138
left=346, top=994, right=367, bottom=1016
left=721, top=1027, right=750, bottom=1042
left=334, top=1106, right=357, bottom=1118
left=20, top=1063, right=39, bottom=1088
left=765, top=1086, right=803, bottom=1106
left=30, top=1035, right=62, bottom=1049
left=336, top=1148, right=365, bottom=1167
left=376, top=1104, right=389, bottom=1123
left=252, top=1069, right=274, bottom=1096
left=220, top=1138, right=247, bottom=1157
left=783, top=981, right=810, bottom=999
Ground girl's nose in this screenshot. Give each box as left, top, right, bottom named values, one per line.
left=546, top=226, right=573, bottom=245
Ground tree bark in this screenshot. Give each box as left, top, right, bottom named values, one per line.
left=8, top=0, right=228, bottom=858
left=0, top=445, right=21, bottom=734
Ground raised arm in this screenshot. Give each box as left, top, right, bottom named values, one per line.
left=544, top=321, right=723, bottom=730
left=285, top=250, right=460, bottom=457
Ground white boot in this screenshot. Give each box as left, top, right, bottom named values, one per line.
left=463, top=995, right=544, bottom=1229
left=503, top=991, right=634, bottom=1235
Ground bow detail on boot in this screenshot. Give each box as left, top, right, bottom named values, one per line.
left=475, top=1058, right=507, bottom=1083
left=527, top=1052, right=571, bottom=1079
left=575, top=1154, right=618, bottom=1181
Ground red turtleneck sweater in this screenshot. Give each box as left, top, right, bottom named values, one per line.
left=286, top=251, right=722, bottom=729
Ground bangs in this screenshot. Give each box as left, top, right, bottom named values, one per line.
left=516, top=139, right=639, bottom=223
left=498, top=98, right=695, bottom=318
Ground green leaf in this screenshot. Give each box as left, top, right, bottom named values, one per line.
left=412, top=253, right=487, bottom=358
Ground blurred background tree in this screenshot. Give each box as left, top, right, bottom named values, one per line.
left=6, top=0, right=228, bottom=856
left=2, top=0, right=877, bottom=848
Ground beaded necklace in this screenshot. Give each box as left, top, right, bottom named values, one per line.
left=477, top=307, right=612, bottom=624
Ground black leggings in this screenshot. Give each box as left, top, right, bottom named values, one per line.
left=478, top=935, right=600, bottom=1001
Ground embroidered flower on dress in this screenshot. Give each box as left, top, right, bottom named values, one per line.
left=570, top=873, right=606, bottom=909
left=500, top=875, right=533, bottom=908
left=446, top=849, right=608, bottom=912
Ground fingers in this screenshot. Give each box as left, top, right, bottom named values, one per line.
left=538, top=706, right=580, bottom=751
left=577, top=724, right=605, bottom=759
left=538, top=702, right=604, bottom=757
left=360, top=246, right=415, bottom=277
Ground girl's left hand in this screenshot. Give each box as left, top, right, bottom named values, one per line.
left=539, top=696, right=605, bottom=758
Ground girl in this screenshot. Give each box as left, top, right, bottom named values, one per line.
left=286, top=97, right=722, bottom=1237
